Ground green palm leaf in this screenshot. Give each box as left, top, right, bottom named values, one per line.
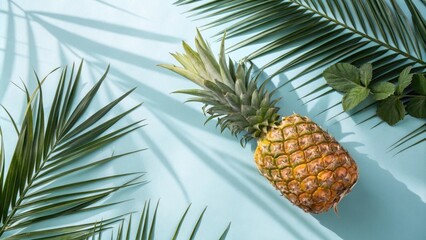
left=95, top=201, right=231, bottom=240
left=176, top=0, right=425, bottom=86
left=388, top=123, right=426, bottom=155
left=0, top=61, right=145, bottom=238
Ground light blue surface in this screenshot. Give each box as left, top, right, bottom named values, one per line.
left=0, top=1, right=425, bottom=239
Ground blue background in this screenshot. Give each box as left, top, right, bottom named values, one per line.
left=0, top=1, right=425, bottom=239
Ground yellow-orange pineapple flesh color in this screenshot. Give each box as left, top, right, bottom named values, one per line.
left=254, top=114, right=358, bottom=214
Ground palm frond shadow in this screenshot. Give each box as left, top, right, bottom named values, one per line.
left=151, top=112, right=308, bottom=240
left=93, top=63, right=243, bottom=203
left=0, top=1, right=17, bottom=101
left=138, top=132, right=191, bottom=204
left=25, top=14, right=161, bottom=70
left=28, top=11, right=180, bottom=43
left=46, top=52, right=241, bottom=204
left=1, top=0, right=180, bottom=100
left=94, top=0, right=147, bottom=20
left=102, top=61, right=238, bottom=142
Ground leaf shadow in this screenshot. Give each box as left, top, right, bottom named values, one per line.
left=25, top=13, right=161, bottom=70
left=0, top=1, right=16, bottom=101
left=100, top=66, right=231, bottom=202
left=28, top=11, right=180, bottom=43
left=5, top=0, right=181, bottom=88
left=94, top=0, right=147, bottom=20
left=105, top=63, right=237, bottom=141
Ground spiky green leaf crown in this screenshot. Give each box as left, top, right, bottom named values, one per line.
left=161, top=31, right=281, bottom=145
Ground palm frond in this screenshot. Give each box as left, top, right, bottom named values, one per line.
left=0, top=61, right=144, bottom=238
left=90, top=201, right=231, bottom=240
left=176, top=0, right=426, bottom=85
left=388, top=123, right=426, bottom=155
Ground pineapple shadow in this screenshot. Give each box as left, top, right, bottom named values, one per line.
left=314, top=152, right=426, bottom=240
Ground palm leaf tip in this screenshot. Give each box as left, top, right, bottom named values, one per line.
left=95, top=201, right=231, bottom=240
left=0, top=61, right=144, bottom=238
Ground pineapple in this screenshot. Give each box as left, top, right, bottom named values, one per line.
left=160, top=31, right=358, bottom=214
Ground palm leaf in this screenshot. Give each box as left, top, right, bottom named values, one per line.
left=388, top=123, right=426, bottom=155
left=176, top=0, right=425, bottom=86
left=0, top=61, right=145, bottom=238
left=93, top=201, right=231, bottom=240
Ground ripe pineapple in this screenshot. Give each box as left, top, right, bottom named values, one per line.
left=160, top=31, right=358, bottom=214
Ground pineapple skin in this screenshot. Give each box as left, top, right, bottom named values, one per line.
left=254, top=114, right=358, bottom=214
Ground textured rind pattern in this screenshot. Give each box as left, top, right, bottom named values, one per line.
left=254, top=114, right=358, bottom=214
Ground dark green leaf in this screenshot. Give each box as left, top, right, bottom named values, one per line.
left=377, top=96, right=406, bottom=125
left=219, top=223, right=231, bottom=240
left=396, top=66, right=413, bottom=94
left=406, top=96, right=426, bottom=118
left=323, top=63, right=361, bottom=92
left=388, top=123, right=425, bottom=154
left=370, top=82, right=396, bottom=100
left=412, top=74, right=426, bottom=95
left=342, top=86, right=370, bottom=111
left=172, top=204, right=191, bottom=240
left=189, top=207, right=207, bottom=240
left=360, top=63, right=373, bottom=87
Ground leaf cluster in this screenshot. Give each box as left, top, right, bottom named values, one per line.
left=324, top=63, right=426, bottom=125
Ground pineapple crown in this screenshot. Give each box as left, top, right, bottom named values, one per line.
left=160, top=30, right=281, bottom=145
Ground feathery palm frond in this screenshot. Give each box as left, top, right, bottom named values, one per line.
left=176, top=0, right=425, bottom=83
left=101, top=201, right=231, bottom=240
left=0, top=61, right=145, bottom=239
left=175, top=0, right=426, bottom=109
